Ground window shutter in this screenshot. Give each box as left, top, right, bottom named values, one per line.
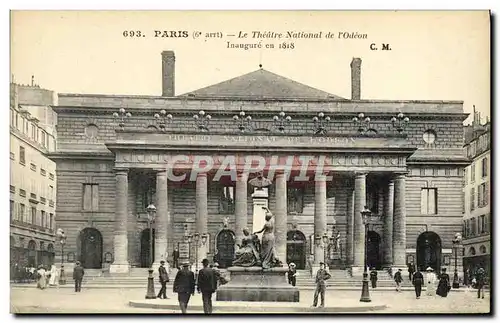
left=420, top=189, right=428, bottom=214
left=91, top=185, right=99, bottom=211
left=83, top=184, right=92, bottom=211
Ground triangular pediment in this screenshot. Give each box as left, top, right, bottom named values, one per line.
left=179, top=69, right=346, bottom=100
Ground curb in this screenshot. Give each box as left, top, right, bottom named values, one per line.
left=128, top=300, right=388, bottom=313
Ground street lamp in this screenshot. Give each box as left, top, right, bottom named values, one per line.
left=56, top=228, right=67, bottom=285
left=322, top=232, right=329, bottom=267
left=185, top=232, right=209, bottom=275
left=145, top=203, right=157, bottom=299
left=452, top=232, right=463, bottom=289
left=360, top=206, right=379, bottom=303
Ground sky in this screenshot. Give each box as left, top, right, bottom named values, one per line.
left=10, top=10, right=490, bottom=123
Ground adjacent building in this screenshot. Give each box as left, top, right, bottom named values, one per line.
left=50, top=51, right=468, bottom=275
left=10, top=81, right=58, bottom=274
left=462, top=111, right=491, bottom=278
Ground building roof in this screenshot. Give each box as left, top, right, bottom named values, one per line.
left=179, top=68, right=346, bottom=100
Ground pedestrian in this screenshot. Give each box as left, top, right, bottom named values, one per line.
left=408, top=262, right=415, bottom=281
left=412, top=267, right=424, bottom=299
left=173, top=261, right=196, bottom=314
left=73, top=261, right=85, bottom=292
left=370, top=268, right=378, bottom=288
left=157, top=260, right=170, bottom=299
left=311, top=262, right=331, bottom=308
left=287, top=263, right=297, bottom=287
left=173, top=247, right=180, bottom=269
left=436, top=267, right=451, bottom=297
left=197, top=259, right=217, bottom=314
left=48, top=264, right=59, bottom=287
left=425, top=267, right=437, bottom=296
left=475, top=267, right=486, bottom=299
left=394, top=269, right=403, bottom=292
left=36, top=265, right=47, bottom=290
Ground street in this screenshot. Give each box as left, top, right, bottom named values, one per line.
left=10, top=287, right=490, bottom=314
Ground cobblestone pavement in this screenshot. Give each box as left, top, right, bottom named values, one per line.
left=10, top=287, right=490, bottom=314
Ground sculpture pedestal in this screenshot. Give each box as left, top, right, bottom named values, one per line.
left=216, top=266, right=299, bottom=302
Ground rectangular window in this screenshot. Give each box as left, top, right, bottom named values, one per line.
left=19, top=146, right=25, bottom=165
left=31, top=124, right=36, bottom=140
left=218, top=186, right=235, bottom=214
left=10, top=200, right=14, bottom=221
left=40, top=168, right=46, bottom=176
left=41, top=131, right=46, bottom=147
left=288, top=187, right=305, bottom=214
left=19, top=203, right=25, bottom=222
left=481, top=157, right=488, bottom=178
left=477, top=185, right=482, bottom=208
left=479, top=214, right=486, bottom=234
left=82, top=184, right=99, bottom=211
left=31, top=207, right=36, bottom=224
left=49, top=213, right=53, bottom=230
left=484, top=213, right=490, bottom=233
left=464, top=168, right=468, bottom=186
left=471, top=162, right=475, bottom=182
left=470, top=217, right=476, bottom=237
left=41, top=210, right=46, bottom=228
left=462, top=191, right=466, bottom=214
left=49, top=173, right=54, bottom=180
left=470, top=187, right=475, bottom=211
left=421, top=188, right=438, bottom=215
left=30, top=163, right=36, bottom=171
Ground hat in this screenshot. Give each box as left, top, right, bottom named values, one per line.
left=202, top=259, right=209, bottom=265
left=319, top=262, right=325, bottom=266
left=76, top=261, right=81, bottom=266
left=181, top=261, right=190, bottom=267
left=426, top=267, right=433, bottom=271
left=160, top=260, right=165, bottom=265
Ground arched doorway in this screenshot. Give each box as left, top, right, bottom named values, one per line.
left=287, top=230, right=306, bottom=269
left=215, top=229, right=235, bottom=269
left=79, top=228, right=103, bottom=269
left=416, top=231, right=442, bottom=272
left=140, top=229, right=155, bottom=268
left=27, top=240, right=37, bottom=267
left=367, top=231, right=381, bottom=269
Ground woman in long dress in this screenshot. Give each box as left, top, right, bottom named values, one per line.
left=232, top=228, right=261, bottom=267
left=36, top=265, right=48, bottom=290
left=436, top=267, right=450, bottom=297
left=48, top=264, right=59, bottom=286
left=253, top=210, right=281, bottom=269
left=425, top=267, right=437, bottom=296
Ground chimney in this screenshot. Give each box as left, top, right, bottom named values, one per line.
left=350, top=58, right=362, bottom=100
left=161, top=51, right=175, bottom=96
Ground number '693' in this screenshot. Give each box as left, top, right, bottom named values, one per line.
left=123, top=31, right=143, bottom=37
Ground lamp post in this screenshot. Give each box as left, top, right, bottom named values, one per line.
left=56, top=228, right=67, bottom=285
left=360, top=206, right=378, bottom=302
left=322, top=232, right=329, bottom=268
left=233, top=110, right=252, bottom=132
left=312, top=112, right=331, bottom=136
left=452, top=232, right=462, bottom=289
left=145, top=203, right=157, bottom=299
left=352, top=113, right=371, bottom=134
left=193, top=110, right=211, bottom=131
left=112, top=108, right=132, bottom=129
left=273, top=111, right=292, bottom=133
left=184, top=232, right=208, bottom=275
left=390, top=113, right=410, bottom=133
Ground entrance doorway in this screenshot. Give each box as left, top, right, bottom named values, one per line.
left=140, top=229, right=155, bottom=268
left=79, top=228, right=103, bottom=269
left=367, top=231, right=381, bottom=269
left=215, top=229, right=235, bottom=269
left=287, top=230, right=306, bottom=269
left=27, top=240, right=37, bottom=267
left=416, top=231, right=441, bottom=272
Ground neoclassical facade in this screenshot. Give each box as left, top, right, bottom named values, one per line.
left=50, top=51, right=468, bottom=274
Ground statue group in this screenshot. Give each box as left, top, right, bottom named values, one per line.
left=233, top=207, right=282, bottom=269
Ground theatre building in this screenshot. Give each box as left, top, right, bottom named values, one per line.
left=50, top=51, right=468, bottom=275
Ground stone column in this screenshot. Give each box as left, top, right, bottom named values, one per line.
left=234, top=171, right=248, bottom=247
left=195, top=173, right=208, bottom=271
left=110, top=168, right=130, bottom=273
left=393, top=173, right=407, bottom=268
left=383, top=179, right=395, bottom=266
left=345, top=187, right=355, bottom=265
left=353, top=172, right=367, bottom=271
left=314, top=174, right=328, bottom=267
left=274, top=171, right=287, bottom=262
left=153, top=169, right=168, bottom=268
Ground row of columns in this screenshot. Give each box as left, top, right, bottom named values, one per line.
left=345, top=172, right=407, bottom=270
left=110, top=167, right=407, bottom=273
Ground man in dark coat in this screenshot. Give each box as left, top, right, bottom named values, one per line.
left=197, top=259, right=217, bottom=314
left=394, top=268, right=403, bottom=292
left=73, top=261, right=85, bottom=292
left=173, top=261, right=196, bottom=314
left=370, top=268, right=378, bottom=288
left=412, top=267, right=424, bottom=299
left=311, top=262, right=331, bottom=308
left=157, top=260, right=170, bottom=299
left=475, top=267, right=486, bottom=299
left=173, top=247, right=180, bottom=269
left=408, top=262, right=415, bottom=281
